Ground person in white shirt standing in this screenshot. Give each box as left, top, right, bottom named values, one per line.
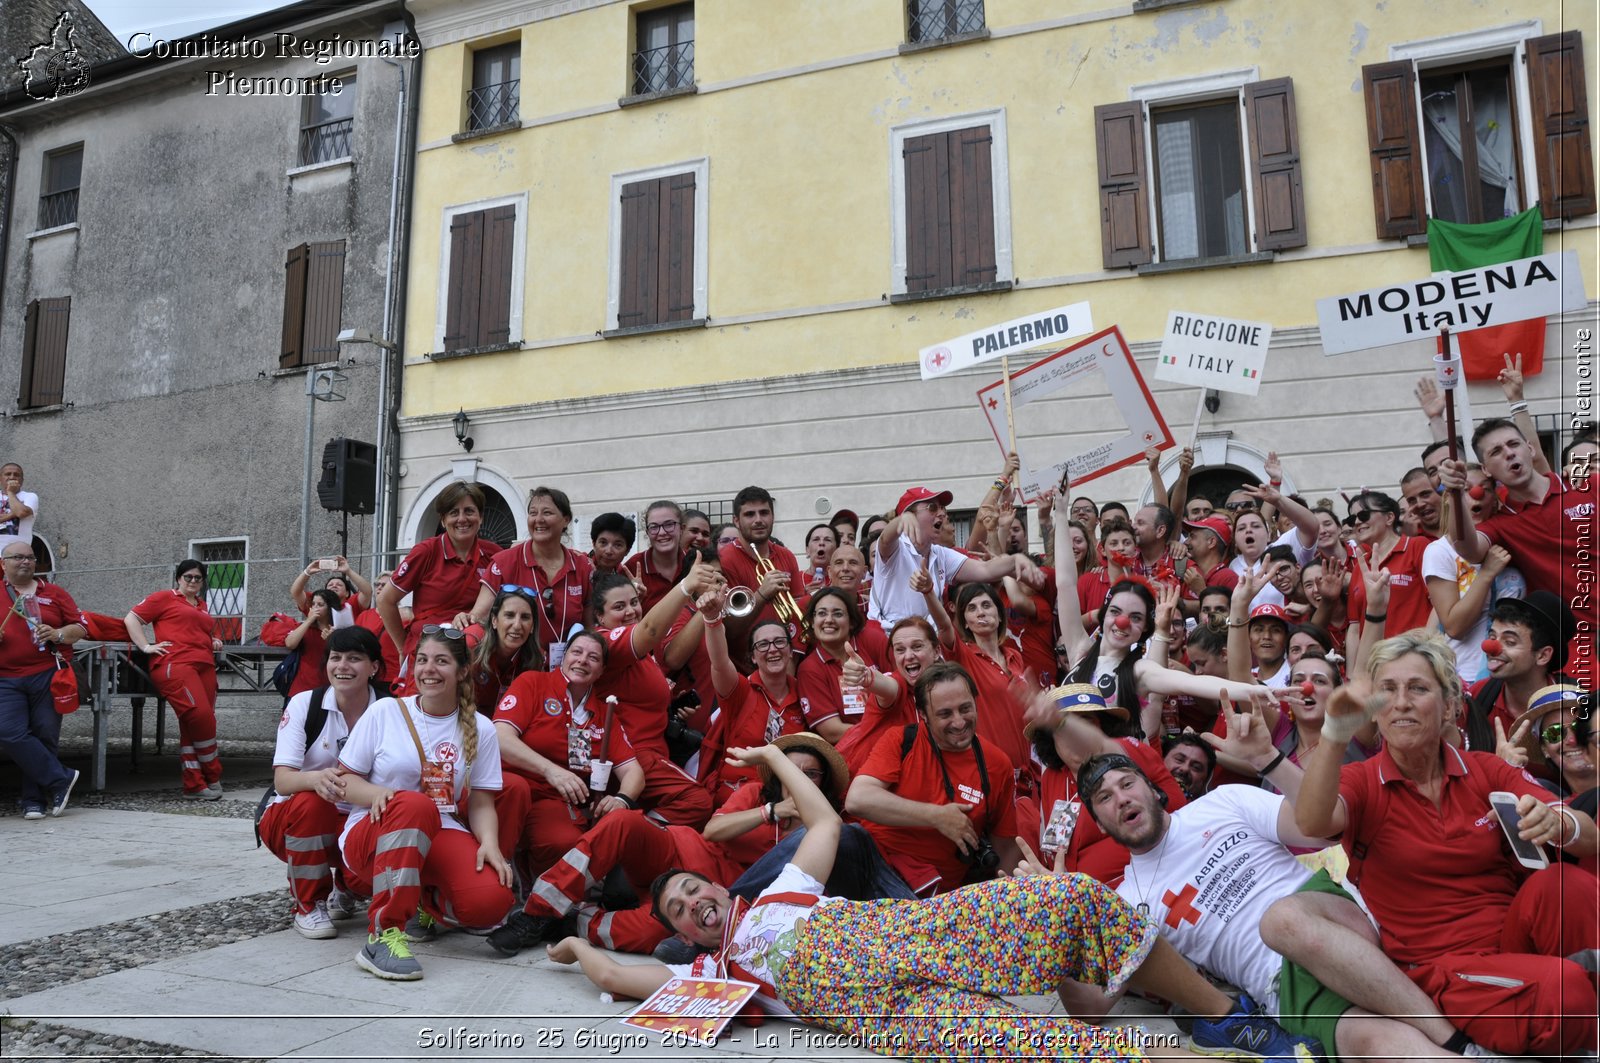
left=0, top=463, right=38, bottom=557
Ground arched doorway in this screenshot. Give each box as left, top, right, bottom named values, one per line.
left=433, top=488, right=518, bottom=547
left=1137, top=434, right=1291, bottom=511
left=399, top=461, right=523, bottom=550
left=1186, top=465, right=1262, bottom=513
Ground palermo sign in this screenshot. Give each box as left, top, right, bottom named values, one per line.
left=919, top=302, right=1093, bottom=380
left=1317, top=251, right=1586, bottom=355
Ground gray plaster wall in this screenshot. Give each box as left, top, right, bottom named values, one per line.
left=0, top=8, right=410, bottom=631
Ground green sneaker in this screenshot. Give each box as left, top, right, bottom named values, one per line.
left=356, top=927, right=423, bottom=980
left=404, top=908, right=439, bottom=943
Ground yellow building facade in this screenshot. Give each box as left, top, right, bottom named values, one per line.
left=396, top=0, right=1596, bottom=547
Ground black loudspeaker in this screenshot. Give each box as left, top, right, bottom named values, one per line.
left=317, top=438, right=377, bottom=514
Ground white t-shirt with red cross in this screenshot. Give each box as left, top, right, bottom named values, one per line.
left=270, top=685, right=380, bottom=813
left=336, top=695, right=503, bottom=852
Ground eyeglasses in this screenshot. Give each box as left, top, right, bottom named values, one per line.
left=179, top=574, right=205, bottom=583
left=1224, top=501, right=1257, bottom=512
left=421, top=624, right=465, bottom=640
left=717, top=536, right=741, bottom=546
left=1540, top=721, right=1573, bottom=745
left=646, top=521, right=681, bottom=534
left=3, top=554, right=34, bottom=562
left=752, top=637, right=790, bottom=652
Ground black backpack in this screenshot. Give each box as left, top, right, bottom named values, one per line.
left=252, top=685, right=332, bottom=846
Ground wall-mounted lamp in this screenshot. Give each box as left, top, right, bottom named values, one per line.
left=453, top=408, right=474, bottom=453
left=1203, top=388, right=1221, bottom=415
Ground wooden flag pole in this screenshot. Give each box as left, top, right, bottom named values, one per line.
left=1437, top=329, right=1470, bottom=535
left=1187, top=389, right=1208, bottom=450
left=1000, top=354, right=1018, bottom=456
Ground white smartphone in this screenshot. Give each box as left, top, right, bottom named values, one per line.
left=316, top=557, right=338, bottom=572
left=1488, top=790, right=1551, bottom=870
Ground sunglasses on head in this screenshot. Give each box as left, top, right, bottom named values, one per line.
left=421, top=624, right=465, bottom=640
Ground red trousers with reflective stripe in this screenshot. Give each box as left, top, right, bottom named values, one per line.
left=258, top=791, right=344, bottom=913
left=1404, top=864, right=1598, bottom=1056
left=341, top=791, right=515, bottom=934
left=151, top=662, right=219, bottom=793
left=501, top=768, right=589, bottom=880
left=521, top=809, right=742, bottom=954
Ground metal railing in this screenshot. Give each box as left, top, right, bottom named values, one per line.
left=38, top=188, right=78, bottom=228
left=631, top=41, right=694, bottom=96
left=907, top=0, right=986, bottom=43
left=299, top=117, right=353, bottom=166
left=467, top=79, right=520, bottom=129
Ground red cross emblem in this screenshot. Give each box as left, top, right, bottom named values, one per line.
left=1163, top=885, right=1202, bottom=927
left=1442, top=365, right=1457, bottom=378
left=926, top=348, right=950, bottom=371
left=987, top=397, right=999, bottom=410
left=1143, top=432, right=1156, bottom=443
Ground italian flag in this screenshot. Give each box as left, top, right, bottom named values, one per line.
left=1428, top=206, right=1545, bottom=381
left=1241, top=368, right=1258, bottom=379
left=1161, top=354, right=1177, bottom=364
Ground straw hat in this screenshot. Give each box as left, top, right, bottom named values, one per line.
left=1023, top=682, right=1131, bottom=738
left=759, top=732, right=850, bottom=806
left=1510, top=683, right=1591, bottom=770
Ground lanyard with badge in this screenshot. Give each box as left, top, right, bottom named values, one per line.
left=400, top=698, right=463, bottom=813
left=531, top=549, right=575, bottom=666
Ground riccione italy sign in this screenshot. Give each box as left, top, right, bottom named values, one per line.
left=1316, top=250, right=1585, bottom=354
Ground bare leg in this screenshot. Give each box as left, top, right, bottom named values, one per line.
left=1332, top=1008, right=1465, bottom=1063
left=1260, top=892, right=1459, bottom=1045
left=1124, top=935, right=1233, bottom=1020
left=1056, top=977, right=1122, bottom=1020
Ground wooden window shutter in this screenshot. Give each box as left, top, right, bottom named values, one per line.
left=301, top=240, right=346, bottom=364
left=953, top=126, right=998, bottom=284
left=444, top=209, right=485, bottom=352
left=617, top=178, right=657, bottom=327
left=20, top=297, right=69, bottom=408
left=1362, top=60, right=1426, bottom=238
left=664, top=173, right=696, bottom=322
left=1094, top=102, right=1152, bottom=268
left=902, top=131, right=946, bottom=292
left=1244, top=78, right=1307, bottom=250
left=478, top=205, right=516, bottom=345
left=280, top=243, right=309, bottom=367
left=1527, top=31, right=1596, bottom=219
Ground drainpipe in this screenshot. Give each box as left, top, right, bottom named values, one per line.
left=0, top=124, right=19, bottom=394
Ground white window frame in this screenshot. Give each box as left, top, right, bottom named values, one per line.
left=1389, top=21, right=1544, bottom=221
left=606, top=157, right=709, bottom=329
left=188, top=535, right=249, bottom=639
left=1129, top=68, right=1261, bottom=263
left=888, top=108, right=1014, bottom=296
left=434, top=191, right=529, bottom=352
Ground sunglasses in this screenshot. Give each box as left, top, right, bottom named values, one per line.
left=1540, top=721, right=1573, bottom=745
left=421, top=624, right=465, bottom=640
left=1224, top=501, right=1257, bottom=512
left=179, top=574, right=206, bottom=583
left=1351, top=510, right=1375, bottom=524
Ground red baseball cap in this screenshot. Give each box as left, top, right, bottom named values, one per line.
left=896, top=486, right=954, bottom=516
left=1183, top=515, right=1232, bottom=544
left=1248, top=604, right=1291, bottom=627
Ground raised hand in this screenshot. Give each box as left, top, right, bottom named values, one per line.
left=1352, top=548, right=1390, bottom=615
left=1203, top=690, right=1274, bottom=764
left=909, top=563, right=934, bottom=597
left=1497, top=352, right=1526, bottom=403
left=1178, top=447, right=1194, bottom=473
left=1154, top=582, right=1181, bottom=634
left=1493, top=717, right=1531, bottom=769
left=1414, top=375, right=1445, bottom=421
left=1264, top=450, right=1284, bottom=484
left=841, top=645, right=870, bottom=688
left=1145, top=444, right=1161, bottom=471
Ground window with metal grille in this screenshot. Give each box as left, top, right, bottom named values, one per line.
left=193, top=539, right=247, bottom=644
left=299, top=76, right=356, bottom=166
left=632, top=3, right=694, bottom=96
left=39, top=145, right=81, bottom=229
left=19, top=297, right=69, bottom=409
left=468, top=42, right=520, bottom=130
left=907, top=0, right=985, bottom=44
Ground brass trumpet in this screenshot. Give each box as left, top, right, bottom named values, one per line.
left=741, top=541, right=806, bottom=631
left=726, top=586, right=759, bottom=618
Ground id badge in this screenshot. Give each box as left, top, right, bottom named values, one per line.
left=420, top=760, right=456, bottom=813
left=763, top=709, right=784, bottom=744
left=567, top=723, right=592, bottom=773
left=1040, top=798, right=1080, bottom=854
left=840, top=685, right=867, bottom=719
left=547, top=640, right=567, bottom=668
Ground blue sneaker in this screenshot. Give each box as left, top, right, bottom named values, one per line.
left=1190, top=992, right=1324, bottom=1061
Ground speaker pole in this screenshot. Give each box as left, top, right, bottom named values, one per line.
left=339, top=510, right=350, bottom=561
left=298, top=373, right=319, bottom=567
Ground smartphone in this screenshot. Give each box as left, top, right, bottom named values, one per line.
left=316, top=558, right=338, bottom=572
left=1489, top=791, right=1551, bottom=870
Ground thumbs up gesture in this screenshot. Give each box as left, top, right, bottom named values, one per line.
left=841, top=644, right=870, bottom=688
left=909, top=563, right=934, bottom=596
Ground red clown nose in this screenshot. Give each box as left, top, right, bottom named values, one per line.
left=1113, top=615, right=1132, bottom=632
left=1467, top=485, right=1487, bottom=501
left=1300, top=680, right=1316, bottom=697
left=1481, top=638, right=1503, bottom=656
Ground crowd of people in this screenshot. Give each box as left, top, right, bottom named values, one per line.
left=3, top=360, right=1598, bottom=1061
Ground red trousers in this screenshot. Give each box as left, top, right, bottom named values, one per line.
left=521, top=809, right=743, bottom=954
left=152, top=661, right=219, bottom=793
left=258, top=791, right=344, bottom=913
left=342, top=791, right=515, bottom=934
left=636, top=751, right=713, bottom=829
left=1405, top=864, right=1598, bottom=1056
left=500, top=770, right=589, bottom=880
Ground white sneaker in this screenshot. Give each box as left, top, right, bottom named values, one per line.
left=1462, top=1043, right=1515, bottom=1063
left=326, top=887, right=358, bottom=921
left=293, top=901, right=337, bottom=939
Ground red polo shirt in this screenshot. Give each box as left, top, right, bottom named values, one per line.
left=660, top=606, right=716, bottom=732
left=1004, top=580, right=1058, bottom=687
left=796, top=644, right=875, bottom=730
left=494, top=669, right=638, bottom=797
left=0, top=581, right=86, bottom=677
left=702, top=674, right=805, bottom=796
left=718, top=541, right=809, bottom=635
left=947, top=637, right=1031, bottom=779
left=593, top=623, right=672, bottom=757
left=706, top=779, right=788, bottom=868
left=1337, top=742, right=1550, bottom=965
left=1478, top=474, right=1597, bottom=681
left=484, top=542, right=593, bottom=663
left=1347, top=535, right=1434, bottom=635
left=392, top=535, right=500, bottom=655
left=130, top=590, right=216, bottom=670
left=833, top=673, right=917, bottom=774
left=623, top=549, right=683, bottom=616
left=859, top=725, right=1017, bottom=895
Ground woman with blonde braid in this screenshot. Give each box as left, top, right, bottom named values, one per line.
left=337, top=626, right=516, bottom=980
